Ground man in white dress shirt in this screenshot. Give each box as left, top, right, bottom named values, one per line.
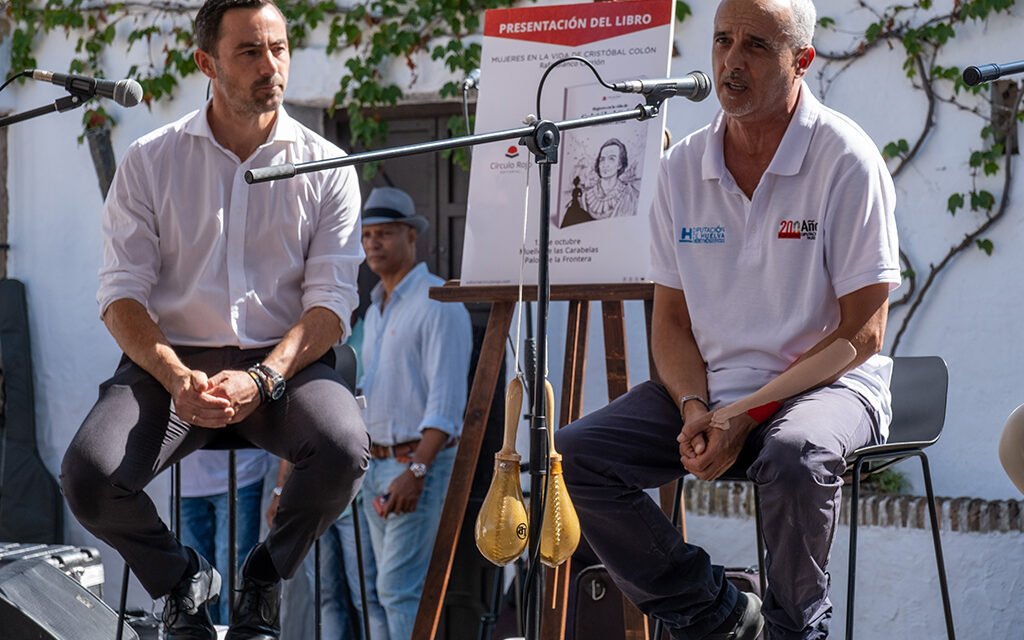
left=59, top=2, right=368, bottom=639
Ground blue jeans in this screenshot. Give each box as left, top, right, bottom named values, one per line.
left=180, top=480, right=263, bottom=625
left=361, top=446, right=456, bottom=640
left=306, top=497, right=388, bottom=640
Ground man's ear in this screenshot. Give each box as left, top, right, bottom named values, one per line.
left=795, top=46, right=816, bottom=76
left=194, top=49, right=216, bottom=80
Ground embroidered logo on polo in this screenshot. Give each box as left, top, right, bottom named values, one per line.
left=678, top=225, right=726, bottom=244
left=777, top=219, right=818, bottom=240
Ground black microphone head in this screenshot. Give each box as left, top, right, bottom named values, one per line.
left=113, top=79, right=144, bottom=107
left=963, top=66, right=983, bottom=87
left=688, top=70, right=712, bottom=102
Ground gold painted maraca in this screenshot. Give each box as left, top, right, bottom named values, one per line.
left=474, top=376, right=529, bottom=565
left=540, top=380, right=581, bottom=567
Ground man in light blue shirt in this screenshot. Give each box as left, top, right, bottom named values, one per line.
left=358, top=187, right=472, bottom=640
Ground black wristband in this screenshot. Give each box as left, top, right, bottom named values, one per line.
left=247, top=367, right=268, bottom=404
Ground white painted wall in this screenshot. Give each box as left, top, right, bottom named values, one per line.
left=1, top=0, right=1022, bottom=614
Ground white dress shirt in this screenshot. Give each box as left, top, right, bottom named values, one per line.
left=98, top=104, right=363, bottom=347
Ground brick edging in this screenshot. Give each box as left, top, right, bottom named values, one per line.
left=682, top=479, right=1024, bottom=533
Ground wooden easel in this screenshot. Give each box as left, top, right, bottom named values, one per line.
left=413, top=281, right=681, bottom=640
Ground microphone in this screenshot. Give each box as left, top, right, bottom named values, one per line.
left=610, top=70, right=712, bottom=102
left=463, top=68, right=481, bottom=91
left=30, top=69, right=144, bottom=107
left=963, top=60, right=1024, bottom=86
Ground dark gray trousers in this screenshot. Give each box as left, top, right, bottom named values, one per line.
left=555, top=381, right=880, bottom=640
left=60, top=346, right=369, bottom=599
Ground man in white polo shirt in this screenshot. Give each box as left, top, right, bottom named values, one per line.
left=556, top=1, right=899, bottom=639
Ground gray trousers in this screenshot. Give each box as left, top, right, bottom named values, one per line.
left=60, top=346, right=369, bottom=599
left=555, top=381, right=880, bottom=640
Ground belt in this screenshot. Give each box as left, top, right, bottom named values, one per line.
left=369, top=438, right=459, bottom=461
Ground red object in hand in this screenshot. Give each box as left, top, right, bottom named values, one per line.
left=746, top=401, right=783, bottom=424
left=373, top=494, right=390, bottom=517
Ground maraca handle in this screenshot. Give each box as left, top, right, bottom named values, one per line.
left=501, top=376, right=524, bottom=454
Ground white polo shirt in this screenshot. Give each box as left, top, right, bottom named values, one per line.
left=649, top=84, right=900, bottom=433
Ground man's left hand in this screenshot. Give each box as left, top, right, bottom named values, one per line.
left=207, top=369, right=263, bottom=424
left=679, top=412, right=757, bottom=480
left=382, top=470, right=425, bottom=516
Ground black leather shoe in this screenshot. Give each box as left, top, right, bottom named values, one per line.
left=705, top=592, right=764, bottom=640
left=162, top=549, right=221, bottom=640
left=224, top=547, right=282, bottom=640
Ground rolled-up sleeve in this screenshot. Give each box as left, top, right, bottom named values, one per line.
left=302, top=163, right=364, bottom=340
left=417, top=300, right=473, bottom=437
left=97, top=142, right=160, bottom=317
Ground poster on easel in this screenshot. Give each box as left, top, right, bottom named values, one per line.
left=460, top=0, right=675, bottom=286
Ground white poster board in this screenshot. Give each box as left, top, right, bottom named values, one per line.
left=460, top=0, right=675, bottom=286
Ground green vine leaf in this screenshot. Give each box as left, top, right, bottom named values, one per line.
left=976, top=238, right=994, bottom=255
left=882, top=139, right=910, bottom=159
left=947, top=193, right=965, bottom=215
left=970, top=189, right=996, bottom=212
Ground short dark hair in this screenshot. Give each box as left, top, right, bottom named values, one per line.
left=194, top=0, right=284, bottom=54
left=594, top=138, right=629, bottom=177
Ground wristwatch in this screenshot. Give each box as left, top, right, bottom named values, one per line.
left=408, top=461, right=428, bottom=479
left=678, top=394, right=709, bottom=411
left=251, top=363, right=286, bottom=402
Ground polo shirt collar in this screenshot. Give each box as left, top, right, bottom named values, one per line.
left=370, top=262, right=428, bottom=307
left=701, top=81, right=819, bottom=181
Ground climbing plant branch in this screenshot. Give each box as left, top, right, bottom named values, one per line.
left=815, top=0, right=1020, bottom=354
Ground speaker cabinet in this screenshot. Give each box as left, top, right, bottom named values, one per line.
left=0, top=559, right=138, bottom=640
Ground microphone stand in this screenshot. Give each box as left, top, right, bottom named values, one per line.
left=248, top=91, right=672, bottom=640
left=0, top=88, right=94, bottom=128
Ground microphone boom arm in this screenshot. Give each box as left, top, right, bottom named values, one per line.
left=246, top=102, right=662, bottom=184
left=0, top=93, right=89, bottom=129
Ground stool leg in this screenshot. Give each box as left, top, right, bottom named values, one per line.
left=173, top=463, right=181, bottom=536
left=229, top=449, right=237, bottom=625
left=918, top=452, right=956, bottom=639
left=845, top=457, right=865, bottom=640
left=753, top=485, right=767, bottom=596
left=352, top=498, right=372, bottom=640
left=116, top=562, right=130, bottom=640
left=315, top=539, right=322, bottom=640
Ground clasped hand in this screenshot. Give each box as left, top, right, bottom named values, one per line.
left=170, top=369, right=262, bottom=428
left=677, top=410, right=756, bottom=481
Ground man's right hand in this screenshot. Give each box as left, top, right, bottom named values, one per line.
left=170, top=369, right=234, bottom=428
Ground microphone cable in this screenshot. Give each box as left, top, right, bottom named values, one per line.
left=535, top=55, right=615, bottom=121
left=0, top=70, right=33, bottom=95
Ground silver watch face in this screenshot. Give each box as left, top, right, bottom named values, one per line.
left=269, top=380, right=286, bottom=401
left=409, top=462, right=428, bottom=479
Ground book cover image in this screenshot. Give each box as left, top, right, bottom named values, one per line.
left=555, top=83, right=648, bottom=229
